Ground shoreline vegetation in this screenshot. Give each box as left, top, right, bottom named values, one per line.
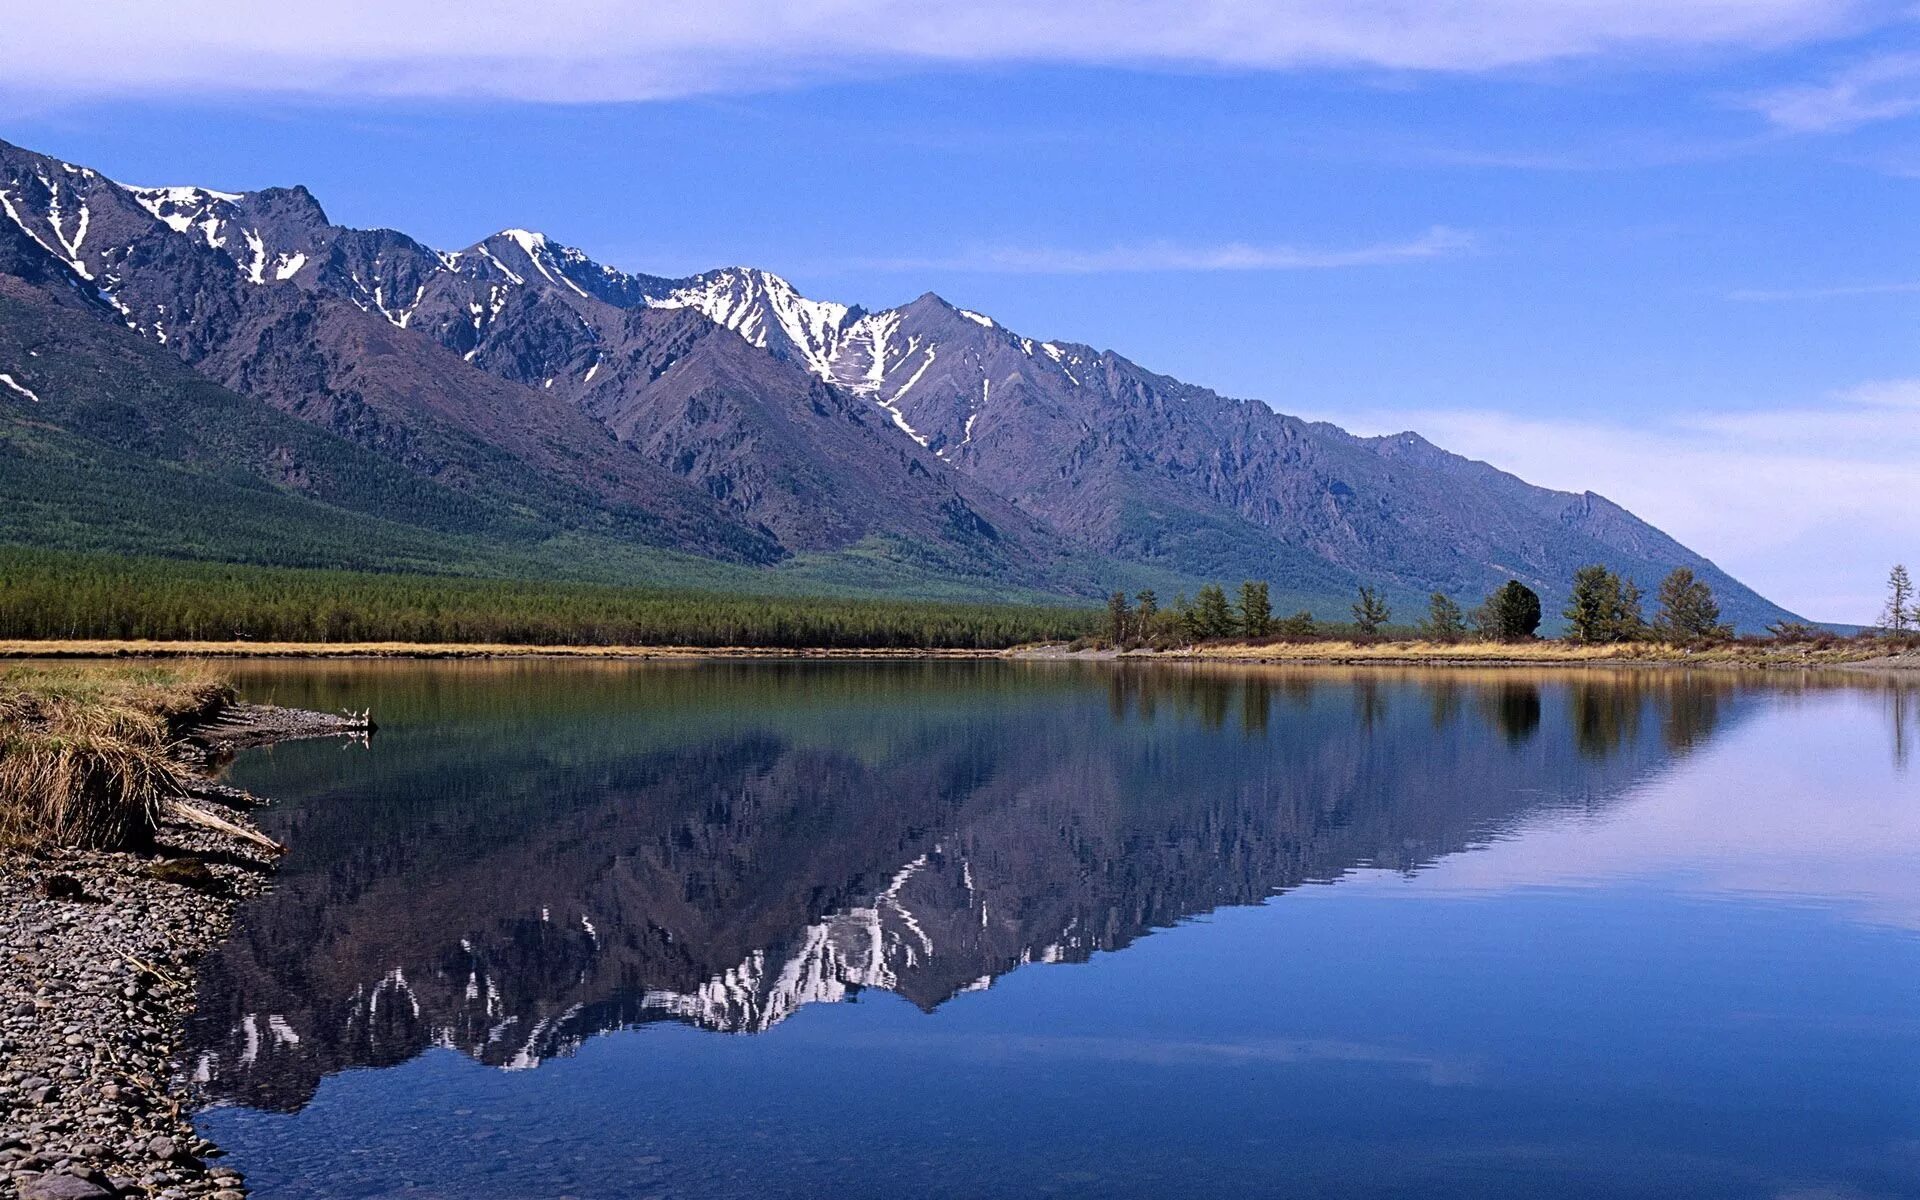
left=2, top=548, right=1917, bottom=670
left=0, top=637, right=1912, bottom=670
left=0, top=664, right=363, bottom=1200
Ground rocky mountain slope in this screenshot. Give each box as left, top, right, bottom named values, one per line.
left=0, top=136, right=1799, bottom=626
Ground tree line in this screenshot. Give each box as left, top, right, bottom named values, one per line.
left=0, top=548, right=1097, bottom=649
left=1102, top=564, right=1744, bottom=648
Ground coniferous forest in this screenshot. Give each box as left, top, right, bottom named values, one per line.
left=0, top=548, right=1098, bottom=649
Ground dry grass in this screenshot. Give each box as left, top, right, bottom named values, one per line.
left=0, top=732, right=183, bottom=850
left=0, top=663, right=232, bottom=850
left=1178, top=639, right=1892, bottom=667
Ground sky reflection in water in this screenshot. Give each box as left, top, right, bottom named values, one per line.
left=188, top=663, right=1920, bottom=1200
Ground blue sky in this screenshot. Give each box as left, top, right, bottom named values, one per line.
left=7, top=1, right=1919, bottom=621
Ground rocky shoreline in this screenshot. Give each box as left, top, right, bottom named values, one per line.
left=0, top=704, right=367, bottom=1200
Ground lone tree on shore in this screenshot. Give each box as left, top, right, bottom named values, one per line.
left=1238, top=581, right=1273, bottom=638
left=1886, top=565, right=1915, bottom=633
left=1565, top=565, right=1646, bottom=644
left=1352, top=586, right=1391, bottom=637
left=1478, top=580, right=1542, bottom=642
left=1653, top=567, right=1730, bottom=642
left=1419, top=592, right=1467, bottom=643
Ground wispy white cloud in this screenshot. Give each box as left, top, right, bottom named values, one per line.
left=1339, top=378, right=1920, bottom=624
left=859, top=227, right=1474, bottom=274
left=1746, top=49, right=1920, bottom=131
left=2, top=0, right=1880, bottom=104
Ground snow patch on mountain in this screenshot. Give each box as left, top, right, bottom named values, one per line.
left=646, top=267, right=855, bottom=380
left=0, top=373, right=43, bottom=403
left=123, top=184, right=244, bottom=239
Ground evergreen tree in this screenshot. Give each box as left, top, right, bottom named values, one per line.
left=1565, top=565, right=1614, bottom=643
left=1565, top=565, right=1645, bottom=644
left=1654, top=567, right=1729, bottom=642
left=1238, top=580, right=1273, bottom=638
left=1106, top=590, right=1132, bottom=645
left=1351, top=586, right=1390, bottom=637
left=1135, top=589, right=1161, bottom=641
left=1886, top=565, right=1915, bottom=633
left=1619, top=576, right=1647, bottom=641
left=1479, top=580, right=1542, bottom=642
left=1276, top=610, right=1318, bottom=639
left=1419, top=592, right=1467, bottom=643
left=1174, top=593, right=1201, bottom=642
left=1194, top=584, right=1235, bottom=639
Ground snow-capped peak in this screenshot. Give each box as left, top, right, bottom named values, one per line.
left=477, top=229, right=603, bottom=300
left=499, top=228, right=547, bottom=255
left=646, top=267, right=856, bottom=380
left=122, top=184, right=246, bottom=244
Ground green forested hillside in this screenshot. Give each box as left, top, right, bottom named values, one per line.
left=0, top=285, right=1158, bottom=608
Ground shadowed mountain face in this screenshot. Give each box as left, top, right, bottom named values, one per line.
left=0, top=137, right=1797, bottom=621
left=184, top=662, right=1753, bottom=1112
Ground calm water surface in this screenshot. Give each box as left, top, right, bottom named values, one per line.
left=187, top=662, right=1920, bottom=1199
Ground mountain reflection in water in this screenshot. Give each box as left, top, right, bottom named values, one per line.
left=181, top=661, right=1826, bottom=1115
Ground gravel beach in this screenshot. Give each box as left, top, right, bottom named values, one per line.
left=1, top=704, right=369, bottom=1200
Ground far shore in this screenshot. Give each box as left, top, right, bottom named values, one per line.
left=0, top=639, right=1009, bottom=661
left=1021, top=640, right=1919, bottom=672
left=0, top=637, right=1913, bottom=671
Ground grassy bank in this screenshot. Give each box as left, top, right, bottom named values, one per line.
left=0, top=546, right=1097, bottom=650
left=0, top=662, right=231, bottom=849
left=1021, top=633, right=1904, bottom=668
left=1132, top=637, right=1908, bottom=668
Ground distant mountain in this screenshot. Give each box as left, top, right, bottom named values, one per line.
left=0, top=136, right=1799, bottom=626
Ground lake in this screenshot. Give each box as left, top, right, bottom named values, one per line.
left=185, top=661, right=1920, bottom=1199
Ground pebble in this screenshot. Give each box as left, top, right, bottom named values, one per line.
left=20, top=1173, right=115, bottom=1200
left=0, top=710, right=303, bottom=1200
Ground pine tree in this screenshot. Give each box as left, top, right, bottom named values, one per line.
left=1276, top=610, right=1318, bottom=639
left=1238, top=580, right=1272, bottom=638
left=1352, top=586, right=1391, bottom=637
left=1565, top=565, right=1645, bottom=644
left=1107, top=590, right=1132, bottom=645
left=1654, top=567, right=1728, bottom=642
left=1477, top=580, right=1542, bottom=642
left=1565, top=565, right=1616, bottom=644
left=1419, top=592, right=1466, bottom=643
left=1194, top=584, right=1235, bottom=639
left=1135, top=589, right=1160, bottom=642
left=1174, top=593, right=1201, bottom=642
left=1618, top=577, right=1647, bottom=641
left=1885, top=565, right=1915, bottom=633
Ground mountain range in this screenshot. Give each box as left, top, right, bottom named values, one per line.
left=0, top=137, right=1798, bottom=628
